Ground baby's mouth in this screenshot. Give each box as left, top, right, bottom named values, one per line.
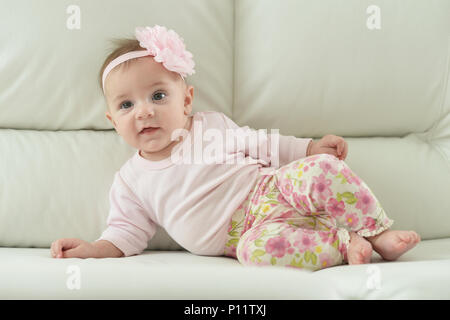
left=140, top=127, right=160, bottom=134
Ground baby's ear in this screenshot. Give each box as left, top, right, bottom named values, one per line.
left=183, top=85, right=194, bottom=112
left=105, top=111, right=117, bottom=130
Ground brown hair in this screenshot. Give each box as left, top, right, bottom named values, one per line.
left=98, top=38, right=143, bottom=93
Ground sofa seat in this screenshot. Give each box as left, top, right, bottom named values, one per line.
left=1, top=238, right=450, bottom=299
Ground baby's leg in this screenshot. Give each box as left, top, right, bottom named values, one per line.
left=273, top=154, right=419, bottom=260
left=229, top=169, right=375, bottom=268
left=235, top=220, right=351, bottom=271
left=273, top=154, right=394, bottom=236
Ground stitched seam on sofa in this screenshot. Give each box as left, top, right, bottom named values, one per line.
left=427, top=37, right=450, bottom=169
left=428, top=36, right=450, bottom=144
left=429, top=115, right=450, bottom=171
left=232, top=0, right=236, bottom=119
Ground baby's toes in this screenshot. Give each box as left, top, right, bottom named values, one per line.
left=361, top=245, right=372, bottom=263
left=406, top=231, right=420, bottom=245
left=398, top=231, right=413, bottom=244
left=413, top=232, right=421, bottom=244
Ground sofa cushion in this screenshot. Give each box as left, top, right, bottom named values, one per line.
left=1, top=238, right=449, bottom=299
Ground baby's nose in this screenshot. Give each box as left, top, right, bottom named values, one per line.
left=135, top=103, right=155, bottom=118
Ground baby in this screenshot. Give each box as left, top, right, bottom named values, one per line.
left=51, top=25, right=420, bottom=271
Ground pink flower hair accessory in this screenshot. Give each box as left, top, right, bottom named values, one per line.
left=102, top=25, right=195, bottom=92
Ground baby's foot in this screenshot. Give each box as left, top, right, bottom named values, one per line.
left=367, top=229, right=421, bottom=261
left=346, top=232, right=373, bottom=265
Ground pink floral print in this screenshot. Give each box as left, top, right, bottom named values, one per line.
left=319, top=158, right=339, bottom=176
left=278, top=177, right=293, bottom=197
left=355, top=187, right=376, bottom=215
left=326, top=197, right=346, bottom=218
left=340, top=167, right=362, bottom=186
left=265, top=236, right=291, bottom=258
left=292, top=192, right=312, bottom=212
left=311, top=174, right=333, bottom=201
left=224, top=153, right=394, bottom=272
left=344, top=212, right=359, bottom=228
left=293, top=232, right=318, bottom=253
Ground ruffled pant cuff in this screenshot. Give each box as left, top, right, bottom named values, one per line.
left=336, top=228, right=351, bottom=263
left=356, top=215, right=395, bottom=238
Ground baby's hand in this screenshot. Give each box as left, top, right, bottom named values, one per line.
left=310, top=134, right=348, bottom=160
left=50, top=238, right=98, bottom=259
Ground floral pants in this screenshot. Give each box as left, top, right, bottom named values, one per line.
left=223, top=154, right=394, bottom=271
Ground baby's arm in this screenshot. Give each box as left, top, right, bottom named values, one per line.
left=95, top=171, right=157, bottom=257
left=306, top=140, right=314, bottom=156
left=50, top=238, right=124, bottom=259
left=220, top=113, right=312, bottom=167
left=93, top=239, right=124, bottom=257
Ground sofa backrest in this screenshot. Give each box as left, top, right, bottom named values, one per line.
left=0, top=0, right=449, bottom=251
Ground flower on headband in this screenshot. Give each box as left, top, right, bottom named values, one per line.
left=135, top=25, right=195, bottom=78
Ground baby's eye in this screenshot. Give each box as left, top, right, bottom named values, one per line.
left=120, top=101, right=133, bottom=109
left=153, top=92, right=166, bottom=101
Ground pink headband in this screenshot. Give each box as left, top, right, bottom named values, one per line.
left=102, top=25, right=195, bottom=93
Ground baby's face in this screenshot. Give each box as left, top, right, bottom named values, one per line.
left=104, top=56, right=194, bottom=161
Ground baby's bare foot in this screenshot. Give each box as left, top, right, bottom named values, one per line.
left=346, top=232, right=373, bottom=265
left=367, top=229, right=421, bottom=261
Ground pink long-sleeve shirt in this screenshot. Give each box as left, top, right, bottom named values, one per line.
left=97, top=111, right=312, bottom=257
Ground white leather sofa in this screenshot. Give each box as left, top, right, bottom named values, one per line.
left=1, top=0, right=449, bottom=299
